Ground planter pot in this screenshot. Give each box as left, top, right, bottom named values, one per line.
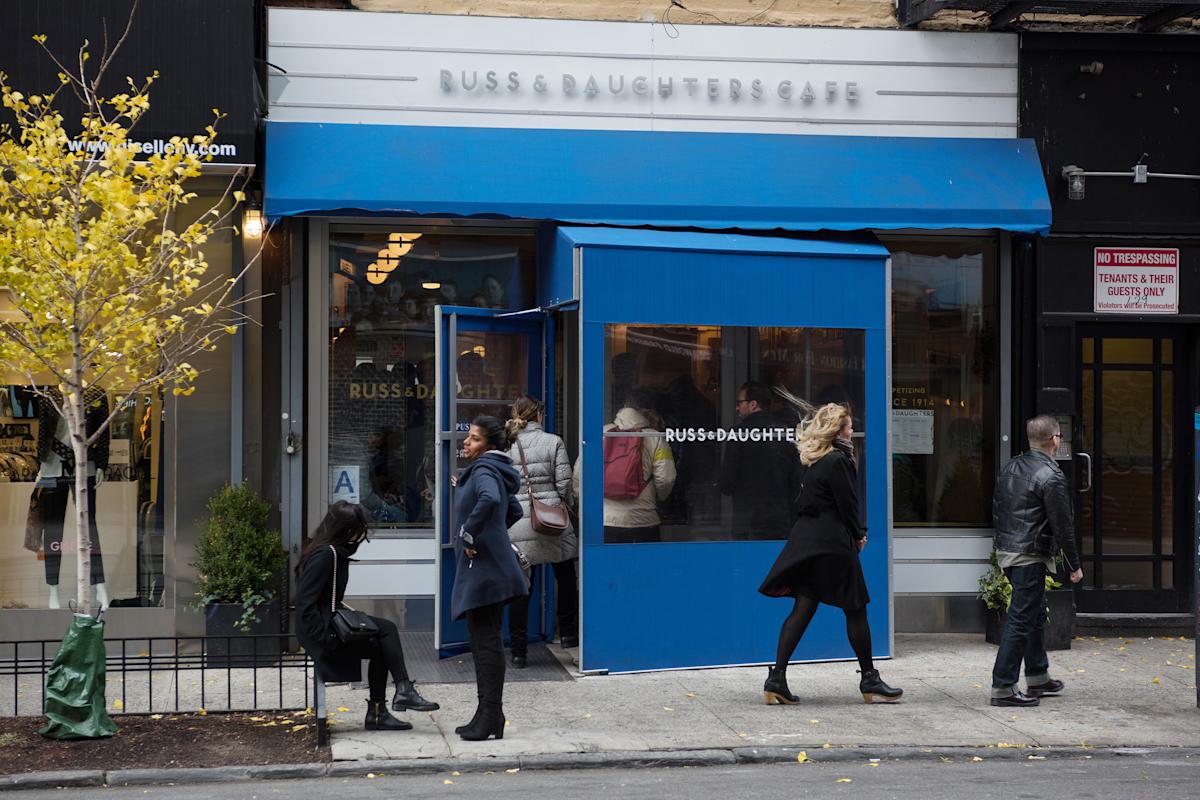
left=204, top=600, right=283, bottom=667
left=983, top=592, right=1075, bottom=651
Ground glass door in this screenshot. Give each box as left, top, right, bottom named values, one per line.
left=434, top=306, right=549, bottom=653
left=1075, top=326, right=1190, bottom=613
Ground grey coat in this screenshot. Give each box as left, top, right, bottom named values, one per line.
left=506, top=422, right=578, bottom=565
left=450, top=451, right=529, bottom=620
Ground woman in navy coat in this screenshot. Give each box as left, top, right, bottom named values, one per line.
left=451, top=415, right=528, bottom=741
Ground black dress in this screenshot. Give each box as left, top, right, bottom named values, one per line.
left=758, top=447, right=870, bottom=610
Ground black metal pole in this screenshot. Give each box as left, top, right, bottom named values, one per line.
left=1194, top=406, right=1199, bottom=708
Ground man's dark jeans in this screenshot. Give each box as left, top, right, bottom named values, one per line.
left=991, top=562, right=1051, bottom=695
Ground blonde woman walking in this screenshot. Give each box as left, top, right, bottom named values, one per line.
left=758, top=403, right=901, bottom=705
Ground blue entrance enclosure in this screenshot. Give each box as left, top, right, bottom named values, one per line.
left=554, top=227, right=891, bottom=673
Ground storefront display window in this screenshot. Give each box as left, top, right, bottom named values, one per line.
left=888, top=239, right=997, bottom=528
left=0, top=388, right=165, bottom=610
left=601, top=324, right=866, bottom=543
left=327, top=228, right=536, bottom=528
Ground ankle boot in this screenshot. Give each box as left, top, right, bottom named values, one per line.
left=392, top=679, right=440, bottom=712
left=458, top=704, right=505, bottom=741
left=454, top=705, right=481, bottom=735
left=858, top=669, right=903, bottom=703
left=365, top=700, right=413, bottom=731
left=763, top=667, right=799, bottom=705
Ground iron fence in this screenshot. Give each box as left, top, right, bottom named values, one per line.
left=0, top=634, right=316, bottom=717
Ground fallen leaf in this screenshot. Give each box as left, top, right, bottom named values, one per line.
left=1010, top=715, right=1019, bottom=721
left=836, top=778, right=852, bottom=783
left=823, top=742, right=832, bottom=749
left=686, top=692, right=697, bottom=698
left=809, top=719, right=820, bottom=725
left=1075, top=669, right=1086, bottom=674
left=582, top=713, right=592, bottom=719
left=443, top=779, right=453, bottom=785
left=737, top=732, right=748, bottom=738
left=972, top=683, right=982, bottom=689
left=149, top=714, right=162, bottom=720
left=1119, top=668, right=1126, bottom=672
left=662, top=706, right=674, bottom=712
left=796, top=751, right=809, bottom=763
left=996, top=743, right=1023, bottom=749
left=451, top=771, right=461, bottom=776
left=197, top=708, right=207, bottom=716
left=1028, top=755, right=1045, bottom=760
left=1152, top=677, right=1162, bottom=685
left=367, top=773, right=377, bottom=779
left=291, top=725, right=308, bottom=733
left=971, top=756, right=983, bottom=762
left=259, top=722, right=278, bottom=727
left=336, top=707, right=350, bottom=713
left=505, top=768, right=520, bottom=774
left=249, top=716, right=267, bottom=722
left=868, top=763, right=878, bottom=768
left=113, top=698, right=124, bottom=711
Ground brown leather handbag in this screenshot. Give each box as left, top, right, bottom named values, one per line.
left=514, top=437, right=569, bottom=536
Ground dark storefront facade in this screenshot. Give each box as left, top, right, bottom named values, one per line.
left=1018, top=35, right=1200, bottom=620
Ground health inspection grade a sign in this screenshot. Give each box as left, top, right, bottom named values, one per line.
left=1094, top=247, right=1179, bottom=314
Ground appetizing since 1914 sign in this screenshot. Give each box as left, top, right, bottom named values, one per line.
left=1094, top=247, right=1179, bottom=314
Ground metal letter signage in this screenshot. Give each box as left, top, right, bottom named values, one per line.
left=1094, top=247, right=1180, bottom=315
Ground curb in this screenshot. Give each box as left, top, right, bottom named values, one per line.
left=4, top=745, right=1199, bottom=790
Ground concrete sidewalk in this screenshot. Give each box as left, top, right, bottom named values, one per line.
left=326, top=633, right=1199, bottom=762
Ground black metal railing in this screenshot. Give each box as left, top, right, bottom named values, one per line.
left=1, top=635, right=315, bottom=717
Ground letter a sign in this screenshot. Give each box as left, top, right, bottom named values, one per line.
left=330, top=465, right=360, bottom=504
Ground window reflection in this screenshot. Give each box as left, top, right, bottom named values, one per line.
left=328, top=229, right=536, bottom=528
left=888, top=241, right=996, bottom=528
left=600, top=325, right=866, bottom=543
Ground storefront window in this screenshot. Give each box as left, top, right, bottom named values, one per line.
left=888, top=239, right=997, bottom=528
left=328, top=228, right=536, bottom=528
left=601, top=325, right=865, bottom=543
left=0, top=387, right=165, bottom=610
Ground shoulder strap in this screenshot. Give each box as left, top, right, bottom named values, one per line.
left=514, top=436, right=536, bottom=505
left=328, top=545, right=337, bottom=613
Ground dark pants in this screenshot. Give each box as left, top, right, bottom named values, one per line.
left=466, top=602, right=506, bottom=710
left=339, top=614, right=410, bottom=703
left=40, top=477, right=105, bottom=586
left=604, top=525, right=661, bottom=544
left=508, top=559, right=579, bottom=656
left=991, top=563, right=1051, bottom=693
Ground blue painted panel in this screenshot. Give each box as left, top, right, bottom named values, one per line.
left=266, top=122, right=1052, bottom=234
left=571, top=229, right=890, bottom=673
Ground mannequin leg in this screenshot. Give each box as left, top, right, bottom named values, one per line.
left=39, top=480, right=70, bottom=592
left=82, top=475, right=106, bottom=584
left=47, top=586, right=60, bottom=609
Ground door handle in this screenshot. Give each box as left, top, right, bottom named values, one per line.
left=1077, top=451, right=1093, bottom=494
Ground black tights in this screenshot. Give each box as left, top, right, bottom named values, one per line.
left=773, top=594, right=874, bottom=673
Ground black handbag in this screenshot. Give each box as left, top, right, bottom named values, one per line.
left=328, top=545, right=378, bottom=644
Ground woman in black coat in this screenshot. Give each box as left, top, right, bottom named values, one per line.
left=451, top=415, right=529, bottom=741
left=295, top=501, right=439, bottom=731
left=758, top=403, right=902, bottom=705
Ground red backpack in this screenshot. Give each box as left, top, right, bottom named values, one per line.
left=603, top=428, right=648, bottom=500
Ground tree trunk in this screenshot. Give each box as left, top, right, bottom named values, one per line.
left=70, top=385, right=92, bottom=616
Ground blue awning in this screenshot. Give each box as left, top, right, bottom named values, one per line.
left=266, top=122, right=1051, bottom=234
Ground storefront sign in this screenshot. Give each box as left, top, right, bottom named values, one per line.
left=2, top=0, right=257, bottom=167
left=1094, top=247, right=1179, bottom=314
left=270, top=10, right=1019, bottom=138
left=664, top=427, right=797, bottom=443
left=330, top=466, right=360, bottom=504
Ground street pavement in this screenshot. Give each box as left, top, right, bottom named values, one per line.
left=10, top=755, right=1200, bottom=799
left=324, top=633, right=1198, bottom=762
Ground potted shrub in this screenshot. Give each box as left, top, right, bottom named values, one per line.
left=978, top=551, right=1074, bottom=650
left=194, top=483, right=286, bottom=666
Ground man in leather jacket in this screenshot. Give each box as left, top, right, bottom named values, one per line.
left=989, top=415, right=1084, bottom=708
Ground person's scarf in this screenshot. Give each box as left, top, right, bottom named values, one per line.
left=833, top=437, right=857, bottom=471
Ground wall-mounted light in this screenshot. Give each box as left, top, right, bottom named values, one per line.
left=1061, top=159, right=1200, bottom=201
left=242, top=206, right=264, bottom=239
left=422, top=281, right=442, bottom=290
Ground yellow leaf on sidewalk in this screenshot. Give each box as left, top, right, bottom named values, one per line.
left=1152, top=676, right=1161, bottom=685
left=113, top=698, right=124, bottom=711
left=197, top=708, right=207, bottom=716
left=796, top=751, right=809, bottom=763
left=836, top=778, right=852, bottom=783
left=336, top=707, right=350, bottom=712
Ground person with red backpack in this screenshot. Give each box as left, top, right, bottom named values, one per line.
left=575, top=388, right=677, bottom=544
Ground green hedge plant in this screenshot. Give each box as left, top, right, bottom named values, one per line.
left=193, top=483, right=286, bottom=631
left=978, top=550, right=1065, bottom=612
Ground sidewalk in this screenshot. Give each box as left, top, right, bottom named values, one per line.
left=325, top=633, right=1198, bottom=762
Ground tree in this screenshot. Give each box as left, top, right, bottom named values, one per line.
left=0, top=19, right=259, bottom=615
